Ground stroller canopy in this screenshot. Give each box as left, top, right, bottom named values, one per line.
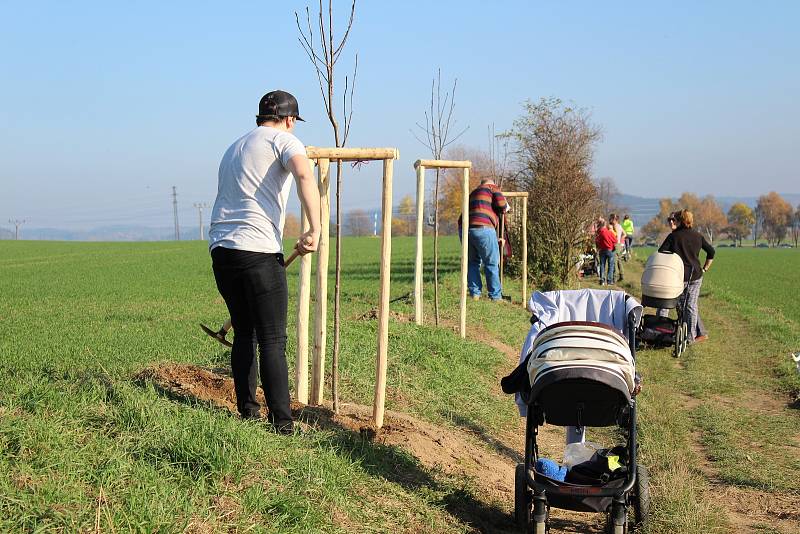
left=641, top=252, right=684, bottom=308
left=512, top=289, right=642, bottom=416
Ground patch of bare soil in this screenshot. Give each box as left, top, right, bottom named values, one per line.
left=137, top=363, right=607, bottom=533
left=136, top=363, right=514, bottom=497
left=715, top=486, right=800, bottom=534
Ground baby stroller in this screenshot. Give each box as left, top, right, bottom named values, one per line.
left=502, top=289, right=648, bottom=533
left=638, top=252, right=691, bottom=358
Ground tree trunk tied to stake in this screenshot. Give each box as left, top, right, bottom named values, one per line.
left=296, top=0, right=357, bottom=414
left=412, top=69, right=467, bottom=326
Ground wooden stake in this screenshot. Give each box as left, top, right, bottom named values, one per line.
left=460, top=167, right=469, bottom=339
left=499, top=211, right=505, bottom=288
left=522, top=197, right=528, bottom=308
left=307, top=147, right=398, bottom=161
left=373, top=158, right=394, bottom=429
left=415, top=159, right=472, bottom=169
left=311, top=158, right=331, bottom=406
left=295, top=206, right=312, bottom=404
left=414, top=164, right=425, bottom=325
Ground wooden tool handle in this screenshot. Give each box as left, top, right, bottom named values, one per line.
left=284, top=249, right=300, bottom=267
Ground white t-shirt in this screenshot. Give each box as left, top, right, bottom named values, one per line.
left=209, top=126, right=306, bottom=254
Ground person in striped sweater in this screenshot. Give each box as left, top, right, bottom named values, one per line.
left=464, top=178, right=508, bottom=300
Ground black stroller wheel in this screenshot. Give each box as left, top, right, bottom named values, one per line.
left=673, top=323, right=683, bottom=358
left=514, top=463, right=531, bottom=527
left=632, top=464, right=651, bottom=531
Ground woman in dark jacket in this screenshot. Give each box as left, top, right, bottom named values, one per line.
left=657, top=209, right=715, bottom=343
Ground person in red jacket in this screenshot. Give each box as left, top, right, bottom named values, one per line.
left=595, top=217, right=617, bottom=286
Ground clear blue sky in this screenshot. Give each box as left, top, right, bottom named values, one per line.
left=1, top=0, right=798, bottom=230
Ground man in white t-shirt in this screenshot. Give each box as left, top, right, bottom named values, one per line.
left=209, top=90, right=321, bottom=434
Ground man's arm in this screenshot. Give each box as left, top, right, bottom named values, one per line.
left=492, top=188, right=508, bottom=214
left=287, top=154, right=321, bottom=254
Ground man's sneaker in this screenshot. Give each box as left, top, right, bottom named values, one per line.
left=273, top=421, right=296, bottom=435
left=471, top=295, right=480, bottom=301
left=240, top=409, right=261, bottom=421
left=694, top=335, right=709, bottom=343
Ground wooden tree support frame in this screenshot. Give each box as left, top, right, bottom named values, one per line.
left=412, top=159, right=472, bottom=338
left=499, top=192, right=529, bottom=307
left=295, top=146, right=399, bottom=429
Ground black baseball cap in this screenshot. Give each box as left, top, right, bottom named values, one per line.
left=257, top=90, right=304, bottom=121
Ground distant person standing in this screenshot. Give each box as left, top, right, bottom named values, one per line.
left=465, top=178, right=508, bottom=300
left=609, top=213, right=627, bottom=282
left=595, top=217, right=617, bottom=286
left=621, top=214, right=635, bottom=257
left=208, top=90, right=321, bottom=433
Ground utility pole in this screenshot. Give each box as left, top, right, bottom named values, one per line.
left=172, top=186, right=180, bottom=241
left=8, top=219, right=25, bottom=240
left=193, top=202, right=210, bottom=240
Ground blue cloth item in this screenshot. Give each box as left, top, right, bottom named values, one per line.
left=467, top=226, right=502, bottom=299
left=535, top=458, right=568, bottom=482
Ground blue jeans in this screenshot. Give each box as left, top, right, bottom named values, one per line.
left=467, top=226, right=501, bottom=299
left=599, top=249, right=615, bottom=284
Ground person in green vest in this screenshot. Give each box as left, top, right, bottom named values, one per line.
left=621, top=214, right=635, bottom=258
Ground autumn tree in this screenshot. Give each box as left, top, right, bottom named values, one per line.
left=757, top=191, right=793, bottom=246
left=505, top=97, right=602, bottom=288
left=641, top=193, right=726, bottom=244
left=391, top=195, right=415, bottom=236
left=725, top=202, right=755, bottom=247
left=694, top=195, right=727, bottom=243
left=641, top=198, right=677, bottom=243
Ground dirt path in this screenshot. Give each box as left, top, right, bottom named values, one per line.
left=675, top=305, right=800, bottom=534
left=626, top=255, right=800, bottom=534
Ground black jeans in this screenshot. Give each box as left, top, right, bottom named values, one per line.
left=211, top=247, right=291, bottom=427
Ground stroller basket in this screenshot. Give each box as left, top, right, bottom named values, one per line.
left=532, top=470, right=628, bottom=513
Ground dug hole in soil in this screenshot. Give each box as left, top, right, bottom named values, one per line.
left=135, top=363, right=514, bottom=496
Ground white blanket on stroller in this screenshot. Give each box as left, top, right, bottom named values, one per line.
left=516, top=289, right=643, bottom=415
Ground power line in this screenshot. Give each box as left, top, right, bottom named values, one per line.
left=8, top=219, right=25, bottom=240
left=193, top=202, right=210, bottom=240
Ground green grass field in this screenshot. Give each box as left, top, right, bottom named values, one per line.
left=1, top=239, right=798, bottom=533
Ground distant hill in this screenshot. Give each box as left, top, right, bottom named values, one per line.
left=19, top=225, right=184, bottom=242
left=10, top=193, right=799, bottom=241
